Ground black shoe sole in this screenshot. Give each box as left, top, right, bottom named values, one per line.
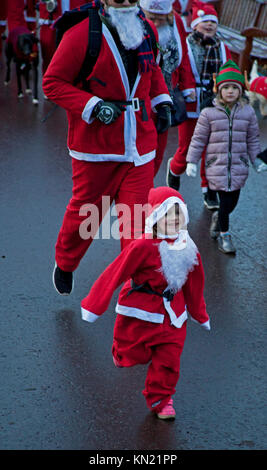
left=52, top=264, right=74, bottom=295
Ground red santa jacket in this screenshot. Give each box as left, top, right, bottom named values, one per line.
left=171, top=11, right=196, bottom=97
left=81, top=234, right=210, bottom=330
left=43, top=16, right=171, bottom=164
left=7, top=0, right=27, bottom=31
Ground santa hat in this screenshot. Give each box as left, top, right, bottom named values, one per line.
left=140, top=0, right=174, bottom=15
left=191, top=1, right=218, bottom=29
left=250, top=76, right=267, bottom=100
left=145, top=186, right=189, bottom=235
left=215, top=60, right=245, bottom=92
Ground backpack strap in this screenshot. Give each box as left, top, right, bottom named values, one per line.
left=73, top=9, right=102, bottom=87
left=73, top=12, right=157, bottom=88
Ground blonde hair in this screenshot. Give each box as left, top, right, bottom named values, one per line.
left=215, top=89, right=248, bottom=108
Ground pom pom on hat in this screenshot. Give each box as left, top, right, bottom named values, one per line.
left=191, top=1, right=218, bottom=29
left=140, top=0, right=174, bottom=15
left=215, top=60, right=246, bottom=92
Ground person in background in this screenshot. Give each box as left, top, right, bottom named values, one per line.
left=167, top=0, right=231, bottom=210
left=81, top=186, right=210, bottom=420
left=39, top=0, right=88, bottom=76
left=173, top=0, right=193, bottom=35
left=43, top=0, right=172, bottom=295
left=0, top=0, right=7, bottom=62
left=186, top=60, right=263, bottom=254
left=140, top=0, right=196, bottom=176
left=24, top=0, right=37, bottom=31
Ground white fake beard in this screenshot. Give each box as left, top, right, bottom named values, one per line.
left=157, top=24, right=172, bottom=49
left=158, top=235, right=199, bottom=293
left=108, top=6, right=145, bottom=50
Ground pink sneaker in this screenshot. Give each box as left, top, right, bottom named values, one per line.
left=156, top=399, right=176, bottom=420
left=112, top=355, right=123, bottom=368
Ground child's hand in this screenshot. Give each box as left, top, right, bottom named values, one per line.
left=186, top=163, right=197, bottom=177
left=253, top=158, right=267, bottom=173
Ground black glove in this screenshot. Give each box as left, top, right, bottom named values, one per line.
left=155, top=103, right=172, bottom=134
left=93, top=101, right=125, bottom=125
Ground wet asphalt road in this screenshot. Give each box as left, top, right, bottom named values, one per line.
left=0, top=61, right=266, bottom=453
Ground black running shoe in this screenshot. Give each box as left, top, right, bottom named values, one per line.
left=53, top=264, right=73, bottom=295
left=203, top=189, right=219, bottom=210
left=166, top=158, right=180, bottom=191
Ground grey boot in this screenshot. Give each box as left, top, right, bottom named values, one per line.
left=218, top=233, right=236, bottom=254
left=210, top=211, right=220, bottom=239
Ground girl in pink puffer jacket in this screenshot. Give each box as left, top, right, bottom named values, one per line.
left=186, top=60, right=262, bottom=254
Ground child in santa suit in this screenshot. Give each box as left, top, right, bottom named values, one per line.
left=167, top=0, right=231, bottom=209
left=81, top=186, right=210, bottom=420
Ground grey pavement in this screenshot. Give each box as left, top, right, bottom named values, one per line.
left=0, top=63, right=266, bottom=454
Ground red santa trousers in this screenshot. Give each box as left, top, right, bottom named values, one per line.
left=55, top=158, right=154, bottom=272
left=170, top=118, right=208, bottom=188
left=112, top=314, right=187, bottom=413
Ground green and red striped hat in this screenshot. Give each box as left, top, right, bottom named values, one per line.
left=216, top=60, right=245, bottom=91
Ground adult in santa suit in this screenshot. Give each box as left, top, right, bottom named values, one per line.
left=0, top=0, right=7, bottom=60
left=7, top=0, right=28, bottom=31
left=140, top=0, right=196, bottom=176
left=43, top=0, right=172, bottom=296
left=166, top=0, right=231, bottom=209
left=39, top=0, right=88, bottom=75
left=24, top=0, right=37, bottom=31
left=173, top=0, right=193, bottom=34
left=81, top=186, right=210, bottom=419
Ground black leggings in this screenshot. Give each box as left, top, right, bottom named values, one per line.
left=217, top=190, right=240, bottom=232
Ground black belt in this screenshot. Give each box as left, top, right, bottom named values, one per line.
left=127, top=280, right=174, bottom=302
left=113, top=98, right=148, bottom=121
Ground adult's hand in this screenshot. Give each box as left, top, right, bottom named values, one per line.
left=155, top=104, right=172, bottom=134
left=93, top=101, right=125, bottom=125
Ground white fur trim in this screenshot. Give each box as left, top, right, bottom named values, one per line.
left=191, top=14, right=218, bottom=29
left=151, top=94, right=173, bottom=112
left=81, top=308, right=99, bottom=323
left=191, top=317, right=211, bottom=330
left=163, top=300, right=188, bottom=328
left=69, top=148, right=155, bottom=166
left=116, top=303, right=165, bottom=323
left=145, top=196, right=189, bottom=233
left=82, top=96, right=103, bottom=124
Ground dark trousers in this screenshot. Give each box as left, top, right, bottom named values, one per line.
left=218, top=190, right=240, bottom=232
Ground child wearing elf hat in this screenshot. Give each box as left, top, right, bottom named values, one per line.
left=166, top=0, right=231, bottom=210
left=186, top=60, right=263, bottom=254
left=81, top=186, right=210, bottom=420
